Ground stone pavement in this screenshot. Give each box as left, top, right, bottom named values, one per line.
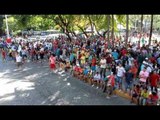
left=0, top=56, right=134, bottom=105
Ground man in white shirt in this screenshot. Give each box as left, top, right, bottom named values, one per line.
left=16, top=53, right=22, bottom=68
left=116, top=63, right=126, bottom=90
left=92, top=72, right=101, bottom=89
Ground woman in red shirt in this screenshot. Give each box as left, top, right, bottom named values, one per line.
left=149, top=71, right=159, bottom=93
left=49, top=54, right=56, bottom=72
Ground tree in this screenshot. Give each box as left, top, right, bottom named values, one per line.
left=126, top=15, right=129, bottom=47
left=88, top=15, right=94, bottom=36
left=107, top=15, right=110, bottom=44
left=0, top=15, right=4, bottom=36
left=149, top=15, right=153, bottom=46
left=111, top=14, right=114, bottom=47
left=141, top=15, right=143, bottom=33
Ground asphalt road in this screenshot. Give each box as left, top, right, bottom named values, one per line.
left=0, top=56, right=134, bottom=105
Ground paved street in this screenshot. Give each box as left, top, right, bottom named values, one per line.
left=0, top=57, right=134, bottom=105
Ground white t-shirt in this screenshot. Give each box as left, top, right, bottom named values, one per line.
left=100, top=59, right=107, bottom=68
left=94, top=74, right=101, bottom=80
left=40, top=48, right=44, bottom=52
left=21, top=50, right=26, bottom=55
left=18, top=45, right=22, bottom=53
left=116, top=66, right=126, bottom=77
left=16, top=55, right=22, bottom=62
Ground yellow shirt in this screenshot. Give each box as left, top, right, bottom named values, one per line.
left=81, top=56, right=86, bottom=64
left=85, top=52, right=89, bottom=59
left=141, top=90, right=149, bottom=98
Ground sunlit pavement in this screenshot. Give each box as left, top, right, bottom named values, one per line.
left=0, top=57, right=134, bottom=105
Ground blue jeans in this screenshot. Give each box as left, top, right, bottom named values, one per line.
left=100, top=68, right=106, bottom=79
left=139, top=97, right=147, bottom=105
left=116, top=76, right=123, bottom=89
left=125, top=81, right=132, bottom=91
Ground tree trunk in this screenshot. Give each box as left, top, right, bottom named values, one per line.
left=139, top=14, right=143, bottom=42
left=126, top=15, right=129, bottom=47
left=0, top=15, right=4, bottom=36
left=149, top=15, right=153, bottom=46
left=77, top=25, right=88, bottom=38
left=111, top=14, right=114, bottom=47
left=103, top=30, right=108, bottom=38
left=58, top=15, right=72, bottom=41
left=93, top=22, right=103, bottom=37
left=107, top=15, right=110, bottom=45
left=141, top=15, right=143, bottom=33
left=88, top=15, right=94, bottom=36
left=53, top=17, right=72, bottom=41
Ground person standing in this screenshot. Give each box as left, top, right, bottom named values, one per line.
left=100, top=56, right=107, bottom=79
left=1, top=48, right=6, bottom=62
left=149, top=71, right=159, bottom=93
left=15, top=52, right=22, bottom=69
left=116, top=63, right=126, bottom=91
left=49, top=54, right=56, bottom=73
left=139, top=67, right=149, bottom=86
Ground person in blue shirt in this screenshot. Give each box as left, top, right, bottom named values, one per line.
left=69, top=52, right=75, bottom=66
left=125, top=69, right=134, bottom=92
left=56, top=47, right=60, bottom=59
left=111, top=50, right=119, bottom=60
left=82, top=66, right=90, bottom=83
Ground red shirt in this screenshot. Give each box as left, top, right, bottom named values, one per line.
left=2, top=50, right=6, bottom=57
left=121, top=49, right=127, bottom=56
left=108, top=75, right=115, bottom=87
left=149, top=57, right=156, bottom=64
left=91, top=58, right=96, bottom=66
left=106, top=56, right=112, bottom=64
left=149, top=94, right=159, bottom=102
left=74, top=66, right=81, bottom=72
left=150, top=73, right=159, bottom=87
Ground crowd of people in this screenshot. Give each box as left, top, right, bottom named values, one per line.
left=0, top=34, right=160, bottom=105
